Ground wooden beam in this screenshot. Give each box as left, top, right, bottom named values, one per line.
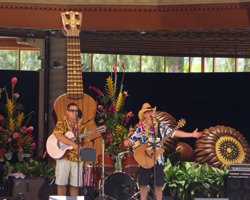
left=0, top=2, right=250, bottom=30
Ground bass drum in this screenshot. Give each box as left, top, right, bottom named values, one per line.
left=104, top=172, right=136, bottom=200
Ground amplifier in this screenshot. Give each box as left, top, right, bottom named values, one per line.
left=229, top=164, right=250, bottom=172
left=228, top=172, right=250, bottom=177
left=225, top=173, right=250, bottom=200
left=12, top=177, right=45, bottom=199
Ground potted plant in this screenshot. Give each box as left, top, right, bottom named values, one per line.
left=89, top=62, right=134, bottom=170
left=0, top=77, right=48, bottom=199
left=0, top=77, right=36, bottom=164
left=3, top=159, right=55, bottom=199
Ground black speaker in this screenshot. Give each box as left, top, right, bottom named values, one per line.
left=11, top=178, right=45, bottom=199
left=225, top=174, right=250, bottom=200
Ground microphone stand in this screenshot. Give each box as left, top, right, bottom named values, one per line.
left=101, top=136, right=105, bottom=198
left=76, top=122, right=81, bottom=196
left=149, top=116, right=159, bottom=199
left=77, top=116, right=95, bottom=196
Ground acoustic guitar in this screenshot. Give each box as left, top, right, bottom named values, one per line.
left=133, top=119, right=186, bottom=169
left=51, top=11, right=101, bottom=161
left=46, top=125, right=106, bottom=159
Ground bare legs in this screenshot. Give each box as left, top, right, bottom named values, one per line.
left=154, top=186, right=163, bottom=200
left=140, top=185, right=148, bottom=200
left=57, top=185, right=66, bottom=196
left=57, top=185, right=78, bottom=196
left=140, top=185, right=162, bottom=200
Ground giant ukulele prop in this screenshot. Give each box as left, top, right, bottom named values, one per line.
left=47, top=11, right=101, bottom=160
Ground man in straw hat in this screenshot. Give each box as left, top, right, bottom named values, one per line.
left=124, top=102, right=201, bottom=200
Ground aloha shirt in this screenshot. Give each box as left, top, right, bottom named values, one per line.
left=129, top=120, right=175, bottom=165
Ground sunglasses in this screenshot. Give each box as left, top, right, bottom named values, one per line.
left=68, top=109, right=78, bottom=113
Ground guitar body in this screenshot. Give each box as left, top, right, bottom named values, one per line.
left=53, top=93, right=102, bottom=163
left=46, top=131, right=75, bottom=159
left=133, top=144, right=164, bottom=169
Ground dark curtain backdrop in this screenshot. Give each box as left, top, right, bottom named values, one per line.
left=84, top=72, right=250, bottom=147
left=0, top=70, right=250, bottom=148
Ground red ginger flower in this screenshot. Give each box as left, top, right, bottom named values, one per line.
left=88, top=86, right=104, bottom=97
left=11, top=77, right=17, bottom=86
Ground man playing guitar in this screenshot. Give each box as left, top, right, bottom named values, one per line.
left=52, top=102, right=90, bottom=196
left=124, top=102, right=201, bottom=200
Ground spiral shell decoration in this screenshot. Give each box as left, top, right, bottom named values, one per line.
left=195, top=125, right=250, bottom=168
left=154, top=111, right=178, bottom=153
left=176, top=142, right=195, bottom=161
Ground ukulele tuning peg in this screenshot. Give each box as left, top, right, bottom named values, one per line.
left=75, top=12, right=79, bottom=17
left=65, top=11, right=70, bottom=18
left=65, top=21, right=70, bottom=27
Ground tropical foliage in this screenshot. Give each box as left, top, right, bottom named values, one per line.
left=89, top=61, right=134, bottom=156
left=164, top=160, right=229, bottom=200
left=0, top=50, right=40, bottom=71
left=3, top=159, right=55, bottom=181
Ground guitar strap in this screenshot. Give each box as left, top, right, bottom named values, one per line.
left=157, top=121, right=163, bottom=140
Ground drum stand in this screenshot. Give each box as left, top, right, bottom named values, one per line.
left=100, top=137, right=105, bottom=198
left=128, top=181, right=140, bottom=200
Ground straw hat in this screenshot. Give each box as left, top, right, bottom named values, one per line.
left=138, top=102, right=156, bottom=121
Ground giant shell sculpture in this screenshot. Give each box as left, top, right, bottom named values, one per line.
left=195, top=125, right=250, bottom=168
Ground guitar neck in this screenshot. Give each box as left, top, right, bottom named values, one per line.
left=159, top=126, right=178, bottom=145
left=72, top=129, right=96, bottom=142
left=67, top=37, right=84, bottom=99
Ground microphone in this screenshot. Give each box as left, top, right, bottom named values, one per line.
left=150, top=115, right=157, bottom=137
left=150, top=115, right=154, bottom=122
left=75, top=111, right=78, bottom=118
left=81, top=117, right=95, bottom=125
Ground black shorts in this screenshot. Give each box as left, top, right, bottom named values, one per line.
left=138, top=164, right=164, bottom=186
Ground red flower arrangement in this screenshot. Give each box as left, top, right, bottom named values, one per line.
left=89, top=61, right=134, bottom=156
left=0, top=77, right=36, bottom=162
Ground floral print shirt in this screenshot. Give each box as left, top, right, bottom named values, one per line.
left=52, top=116, right=87, bottom=162
left=129, top=120, right=175, bottom=165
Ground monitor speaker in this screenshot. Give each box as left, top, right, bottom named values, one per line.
left=225, top=174, right=250, bottom=200
left=49, top=196, right=85, bottom=200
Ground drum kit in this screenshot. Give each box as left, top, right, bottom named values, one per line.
left=82, top=151, right=140, bottom=200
